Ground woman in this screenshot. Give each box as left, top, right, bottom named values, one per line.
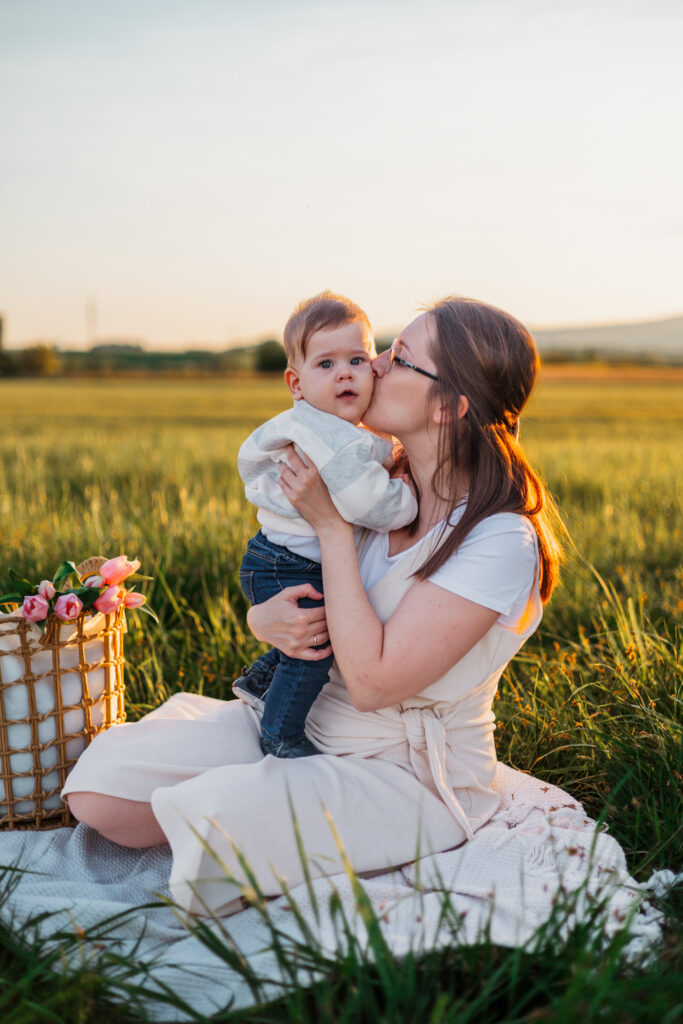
left=64, top=296, right=561, bottom=917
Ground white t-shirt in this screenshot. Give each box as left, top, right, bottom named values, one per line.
left=358, top=509, right=539, bottom=632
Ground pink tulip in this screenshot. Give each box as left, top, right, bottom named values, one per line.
left=94, top=585, right=125, bottom=614
left=123, top=591, right=146, bottom=609
left=38, top=580, right=56, bottom=600
left=54, top=593, right=83, bottom=621
left=21, top=594, right=50, bottom=622
left=84, top=574, right=104, bottom=588
left=100, top=556, right=141, bottom=586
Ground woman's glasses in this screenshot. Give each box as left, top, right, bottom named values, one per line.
left=387, top=339, right=441, bottom=382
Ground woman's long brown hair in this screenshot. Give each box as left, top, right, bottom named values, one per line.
left=413, top=296, right=563, bottom=603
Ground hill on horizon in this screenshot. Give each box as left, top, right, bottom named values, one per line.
left=529, top=314, right=683, bottom=359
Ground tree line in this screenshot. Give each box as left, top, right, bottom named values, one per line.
left=0, top=339, right=291, bottom=378
left=1, top=338, right=669, bottom=379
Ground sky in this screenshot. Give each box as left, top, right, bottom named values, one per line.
left=1, top=0, right=681, bottom=350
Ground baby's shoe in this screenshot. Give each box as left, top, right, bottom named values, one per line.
left=232, top=661, right=275, bottom=713
left=260, top=731, right=320, bottom=758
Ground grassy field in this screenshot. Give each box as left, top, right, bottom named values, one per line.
left=0, top=373, right=681, bottom=1022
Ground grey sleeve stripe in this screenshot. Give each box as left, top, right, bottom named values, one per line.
left=355, top=484, right=416, bottom=530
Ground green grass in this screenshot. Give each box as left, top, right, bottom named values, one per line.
left=0, top=374, right=681, bottom=1022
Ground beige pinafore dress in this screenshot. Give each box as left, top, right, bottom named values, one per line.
left=63, top=525, right=541, bottom=915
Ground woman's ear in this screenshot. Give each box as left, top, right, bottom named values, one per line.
left=285, top=366, right=304, bottom=400
left=432, top=395, right=468, bottom=425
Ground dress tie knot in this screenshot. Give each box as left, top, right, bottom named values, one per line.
left=398, top=706, right=429, bottom=751
left=398, top=703, right=475, bottom=842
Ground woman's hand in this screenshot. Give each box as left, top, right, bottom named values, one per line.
left=278, top=446, right=346, bottom=534
left=246, top=585, right=331, bottom=660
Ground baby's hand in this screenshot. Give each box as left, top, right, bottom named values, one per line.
left=388, top=448, right=416, bottom=499
left=395, top=471, right=418, bottom=502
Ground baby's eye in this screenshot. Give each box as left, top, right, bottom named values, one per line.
left=319, top=359, right=333, bottom=369
left=350, top=356, right=366, bottom=365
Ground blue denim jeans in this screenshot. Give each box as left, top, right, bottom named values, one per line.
left=239, top=531, right=333, bottom=752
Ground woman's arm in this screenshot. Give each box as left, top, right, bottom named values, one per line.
left=279, top=451, right=499, bottom=712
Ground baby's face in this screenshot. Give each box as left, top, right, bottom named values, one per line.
left=285, top=322, right=376, bottom=425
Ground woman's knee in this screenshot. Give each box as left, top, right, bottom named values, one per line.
left=65, top=791, right=167, bottom=848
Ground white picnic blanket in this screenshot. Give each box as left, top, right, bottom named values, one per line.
left=0, top=764, right=677, bottom=1021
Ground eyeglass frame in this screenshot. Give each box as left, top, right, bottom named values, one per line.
left=386, top=338, right=441, bottom=382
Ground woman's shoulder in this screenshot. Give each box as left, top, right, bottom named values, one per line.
left=443, top=510, right=538, bottom=571
left=455, top=510, right=537, bottom=545
left=428, top=511, right=538, bottom=617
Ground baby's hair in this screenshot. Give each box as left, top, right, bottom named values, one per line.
left=283, top=290, right=373, bottom=365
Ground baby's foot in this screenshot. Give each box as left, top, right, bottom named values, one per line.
left=232, top=660, right=276, bottom=712
left=259, top=732, right=320, bottom=758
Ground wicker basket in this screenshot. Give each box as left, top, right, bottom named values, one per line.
left=0, top=557, right=126, bottom=830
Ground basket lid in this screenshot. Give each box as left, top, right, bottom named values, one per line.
left=76, top=556, right=108, bottom=579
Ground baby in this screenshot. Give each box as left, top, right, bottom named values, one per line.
left=234, top=291, right=417, bottom=758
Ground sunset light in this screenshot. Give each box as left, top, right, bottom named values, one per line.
left=1, top=0, right=681, bottom=349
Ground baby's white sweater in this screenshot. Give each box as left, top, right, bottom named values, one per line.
left=237, top=400, right=418, bottom=540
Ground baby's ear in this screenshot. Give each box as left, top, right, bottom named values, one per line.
left=285, top=366, right=304, bottom=400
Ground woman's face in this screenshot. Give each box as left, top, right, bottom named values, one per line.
left=363, top=313, right=440, bottom=436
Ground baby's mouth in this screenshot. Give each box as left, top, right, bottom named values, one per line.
left=337, top=389, right=358, bottom=399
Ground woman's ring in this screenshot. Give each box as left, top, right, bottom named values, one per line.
left=313, top=634, right=318, bottom=647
